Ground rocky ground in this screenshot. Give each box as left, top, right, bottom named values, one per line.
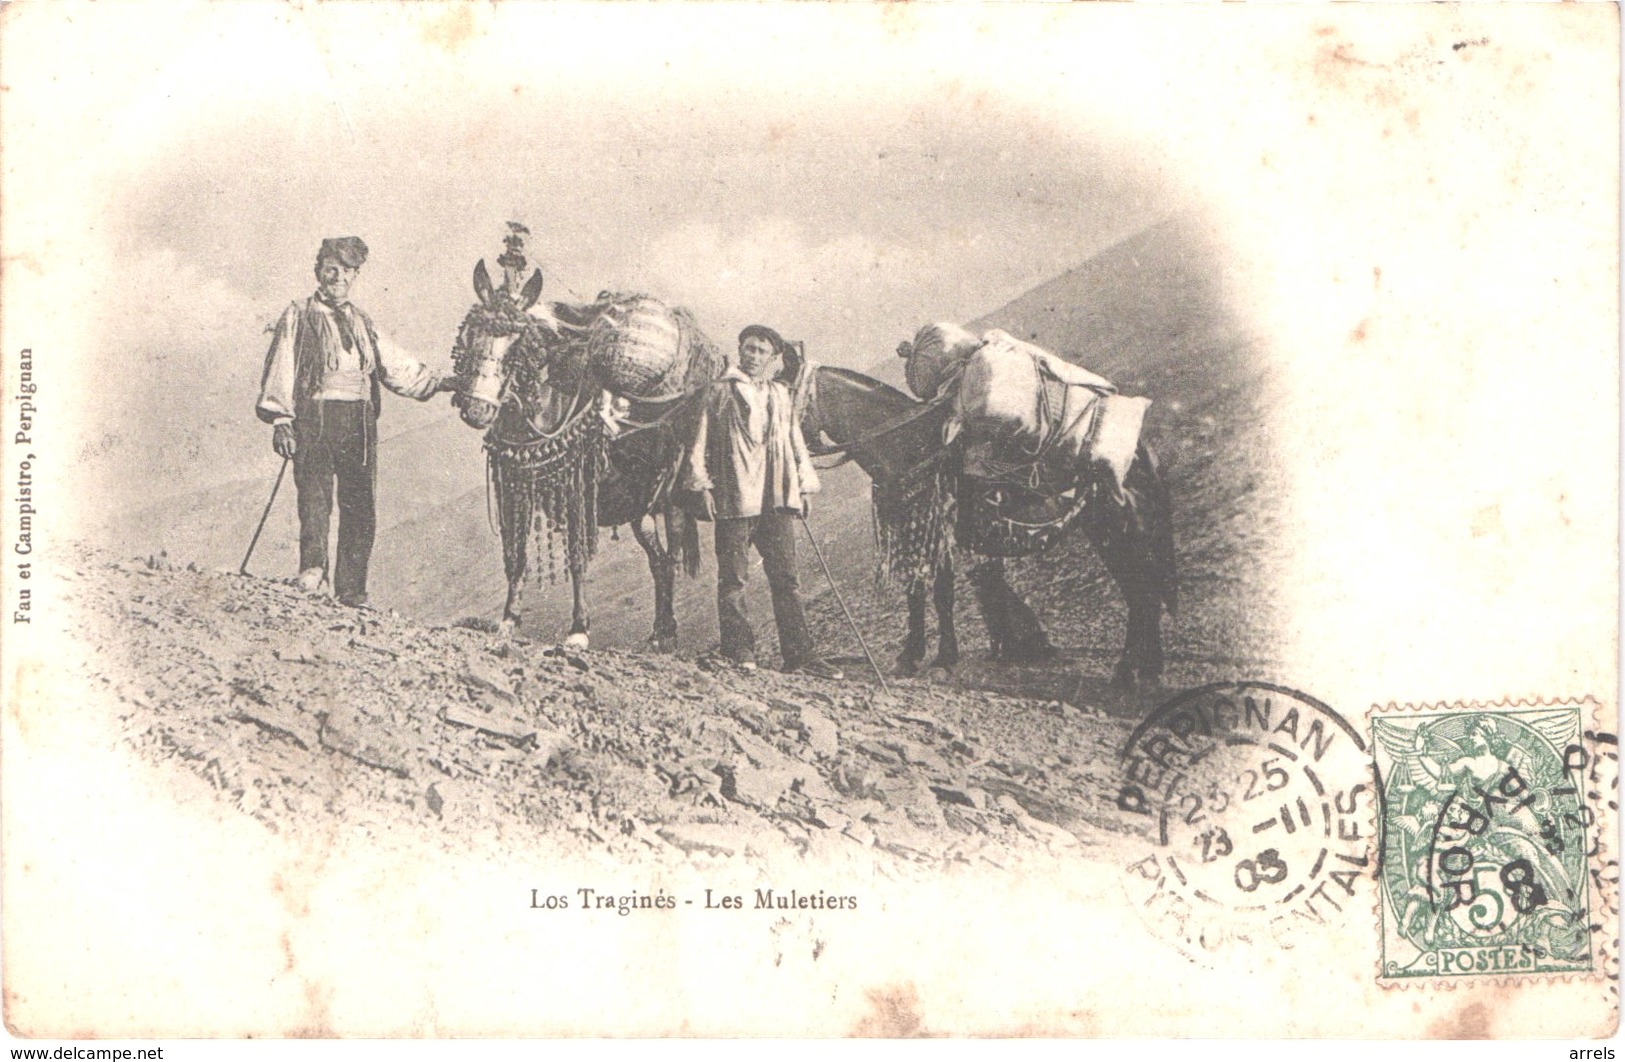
left=62, top=544, right=1156, bottom=873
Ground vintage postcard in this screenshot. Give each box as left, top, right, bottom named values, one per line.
left=1, top=0, right=1617, bottom=1041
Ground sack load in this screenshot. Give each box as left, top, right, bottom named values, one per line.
left=952, top=330, right=1113, bottom=456
left=1088, top=393, right=1151, bottom=496
left=587, top=296, right=686, bottom=398
left=980, top=329, right=1116, bottom=394
left=898, top=322, right=983, bottom=401
left=950, top=329, right=1146, bottom=499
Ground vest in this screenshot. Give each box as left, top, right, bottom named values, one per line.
left=291, top=296, right=385, bottom=420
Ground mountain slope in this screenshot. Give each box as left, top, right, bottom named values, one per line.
left=59, top=546, right=1145, bottom=866
left=91, top=410, right=488, bottom=594
left=952, top=212, right=1288, bottom=673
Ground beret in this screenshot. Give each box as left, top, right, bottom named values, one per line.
left=317, top=236, right=369, bottom=268
left=737, top=324, right=784, bottom=356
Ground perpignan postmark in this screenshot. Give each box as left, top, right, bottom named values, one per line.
left=1118, top=681, right=1377, bottom=959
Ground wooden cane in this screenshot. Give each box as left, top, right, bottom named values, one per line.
left=240, top=457, right=290, bottom=575
left=799, top=513, right=892, bottom=696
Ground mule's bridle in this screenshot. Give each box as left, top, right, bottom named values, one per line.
left=804, top=377, right=954, bottom=468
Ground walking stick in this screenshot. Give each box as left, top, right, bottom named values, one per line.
left=240, top=457, right=290, bottom=575
left=798, top=514, right=892, bottom=696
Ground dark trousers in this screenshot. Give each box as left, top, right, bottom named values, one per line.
left=714, top=512, right=815, bottom=668
left=292, top=401, right=378, bottom=604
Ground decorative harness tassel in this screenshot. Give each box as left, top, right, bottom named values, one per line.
left=487, top=407, right=607, bottom=585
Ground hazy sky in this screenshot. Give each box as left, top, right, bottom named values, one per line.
left=17, top=3, right=1607, bottom=528
left=114, top=83, right=1169, bottom=366
left=5, top=3, right=1189, bottom=508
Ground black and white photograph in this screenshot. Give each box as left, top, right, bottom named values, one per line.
left=1, top=0, right=1617, bottom=1042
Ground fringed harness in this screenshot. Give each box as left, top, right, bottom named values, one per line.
left=804, top=370, right=958, bottom=594
left=487, top=398, right=607, bottom=586
left=452, top=296, right=718, bottom=587
left=871, top=452, right=956, bottom=593
left=809, top=366, right=1098, bottom=590
left=869, top=449, right=1092, bottom=585
left=452, top=301, right=606, bottom=585
left=914, top=356, right=1102, bottom=561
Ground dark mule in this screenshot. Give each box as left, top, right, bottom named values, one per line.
left=449, top=259, right=709, bottom=649
left=800, top=365, right=1177, bottom=692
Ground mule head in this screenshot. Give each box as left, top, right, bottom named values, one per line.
left=798, top=365, right=952, bottom=483
left=475, top=258, right=545, bottom=313
left=798, top=363, right=833, bottom=455
left=800, top=363, right=869, bottom=459
left=450, top=257, right=553, bottom=430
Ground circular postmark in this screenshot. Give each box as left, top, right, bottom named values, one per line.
left=1116, top=682, right=1376, bottom=959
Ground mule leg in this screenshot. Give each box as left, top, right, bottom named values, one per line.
left=501, top=544, right=527, bottom=635
left=896, top=583, right=928, bottom=676
left=928, top=559, right=959, bottom=672
left=499, top=475, right=529, bottom=635
left=1096, top=538, right=1141, bottom=693
left=1093, top=517, right=1164, bottom=694
left=973, top=558, right=1055, bottom=663
left=1129, top=593, right=1164, bottom=690
left=654, top=513, right=681, bottom=650
left=630, top=516, right=678, bottom=653
left=968, top=561, right=1006, bottom=660
left=1002, top=583, right=1060, bottom=662
left=1104, top=448, right=1175, bottom=695
left=1104, top=590, right=1163, bottom=694
left=563, top=518, right=590, bottom=652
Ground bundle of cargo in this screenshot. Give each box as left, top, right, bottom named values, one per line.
left=946, top=328, right=1148, bottom=500
left=896, top=321, right=983, bottom=401
left=1088, top=392, right=1152, bottom=499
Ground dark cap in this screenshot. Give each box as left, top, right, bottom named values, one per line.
left=317, top=236, right=369, bottom=269
left=737, top=324, right=784, bottom=356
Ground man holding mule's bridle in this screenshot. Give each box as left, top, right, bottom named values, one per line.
left=255, top=236, right=455, bottom=607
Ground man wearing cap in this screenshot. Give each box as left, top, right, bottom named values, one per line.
left=680, top=325, right=842, bottom=680
left=256, top=236, right=451, bottom=607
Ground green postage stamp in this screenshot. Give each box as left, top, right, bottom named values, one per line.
left=1373, top=699, right=1610, bottom=982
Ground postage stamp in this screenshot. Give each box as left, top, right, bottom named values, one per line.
left=1118, top=681, right=1377, bottom=958
left=1372, top=699, right=1611, bottom=983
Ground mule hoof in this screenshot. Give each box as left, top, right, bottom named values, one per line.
left=895, top=656, right=922, bottom=677
left=926, top=667, right=953, bottom=685
left=563, top=631, right=590, bottom=652
left=498, top=618, right=519, bottom=638
left=647, top=633, right=676, bottom=655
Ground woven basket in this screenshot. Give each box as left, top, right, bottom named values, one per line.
left=588, top=297, right=683, bottom=398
